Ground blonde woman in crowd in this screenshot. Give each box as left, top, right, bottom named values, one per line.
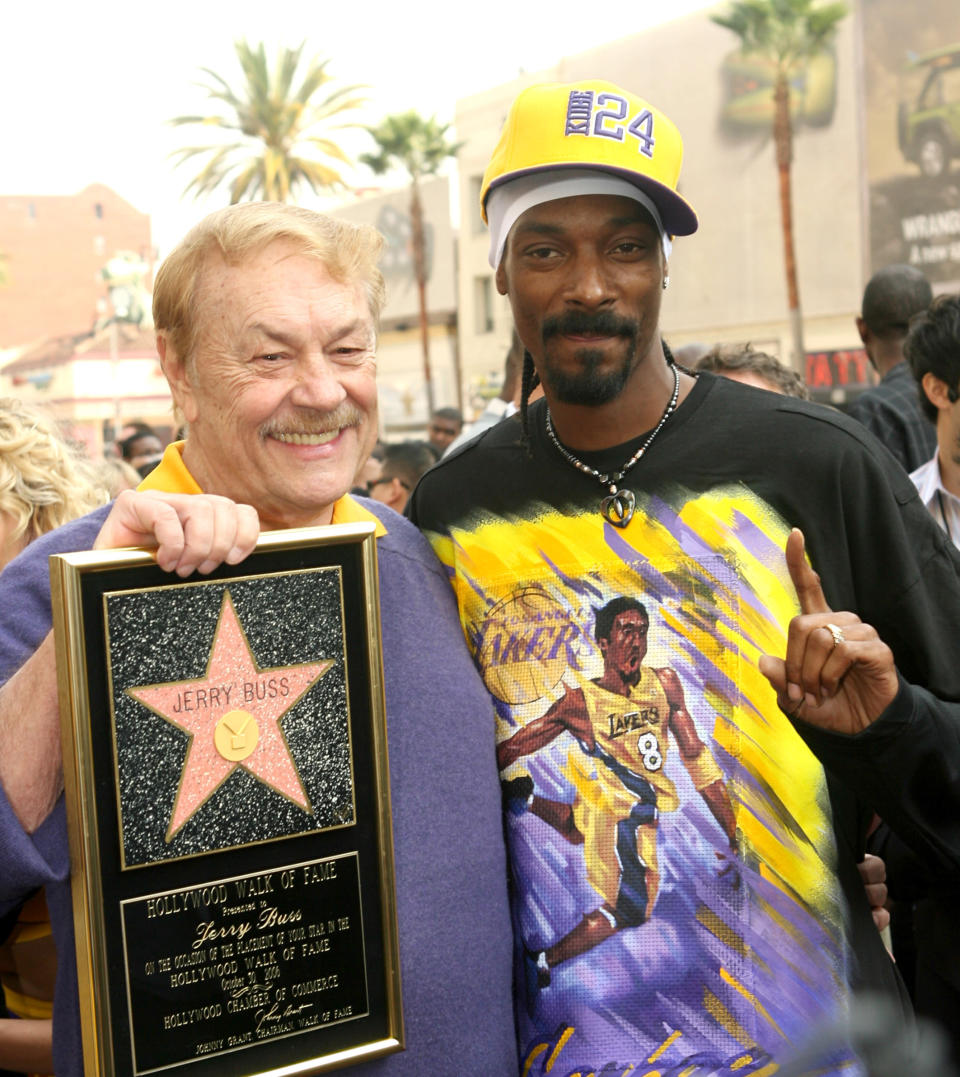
left=0, top=398, right=111, bottom=1075
left=0, top=399, right=111, bottom=570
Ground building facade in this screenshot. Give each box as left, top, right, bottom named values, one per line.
left=0, top=184, right=153, bottom=350
left=1, top=325, right=174, bottom=459
left=454, top=0, right=960, bottom=408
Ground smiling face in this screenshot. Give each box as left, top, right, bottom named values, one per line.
left=495, top=194, right=666, bottom=406
left=162, top=240, right=378, bottom=529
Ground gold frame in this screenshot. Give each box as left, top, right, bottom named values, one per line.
left=51, top=522, right=403, bottom=1076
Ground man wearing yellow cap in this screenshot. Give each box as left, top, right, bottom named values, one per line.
left=408, top=80, right=960, bottom=1073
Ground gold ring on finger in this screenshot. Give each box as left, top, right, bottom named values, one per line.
left=825, top=622, right=845, bottom=649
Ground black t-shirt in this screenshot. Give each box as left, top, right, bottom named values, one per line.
left=409, top=371, right=960, bottom=1074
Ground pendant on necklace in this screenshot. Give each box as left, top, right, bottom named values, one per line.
left=600, top=488, right=636, bottom=527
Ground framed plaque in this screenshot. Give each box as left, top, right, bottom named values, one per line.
left=50, top=522, right=402, bottom=1076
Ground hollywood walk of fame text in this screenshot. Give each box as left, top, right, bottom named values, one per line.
left=120, top=855, right=368, bottom=1070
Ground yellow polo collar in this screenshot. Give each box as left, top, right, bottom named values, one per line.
left=138, top=442, right=387, bottom=536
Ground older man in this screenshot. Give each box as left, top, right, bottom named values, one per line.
left=408, top=80, right=960, bottom=1073
left=0, top=204, right=517, bottom=1074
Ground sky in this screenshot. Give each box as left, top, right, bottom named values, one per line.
left=2, top=0, right=712, bottom=257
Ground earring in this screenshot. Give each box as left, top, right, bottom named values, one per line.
left=662, top=276, right=670, bottom=290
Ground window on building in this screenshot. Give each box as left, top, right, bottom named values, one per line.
left=94, top=235, right=106, bottom=255
left=474, top=276, right=494, bottom=334
left=94, top=202, right=103, bottom=218
left=27, top=202, right=36, bottom=219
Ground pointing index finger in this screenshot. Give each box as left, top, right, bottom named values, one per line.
left=786, top=528, right=831, bottom=615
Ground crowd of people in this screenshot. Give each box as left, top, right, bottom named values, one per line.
left=1, top=77, right=959, bottom=1077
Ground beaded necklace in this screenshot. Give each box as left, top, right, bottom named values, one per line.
left=544, top=364, right=681, bottom=527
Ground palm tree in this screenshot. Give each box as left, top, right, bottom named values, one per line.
left=170, top=40, right=366, bottom=203
left=712, top=0, right=847, bottom=365
left=360, top=112, right=462, bottom=416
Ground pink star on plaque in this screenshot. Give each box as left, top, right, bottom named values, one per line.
left=127, top=589, right=334, bottom=842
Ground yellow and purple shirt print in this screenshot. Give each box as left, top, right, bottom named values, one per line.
left=427, top=485, right=859, bottom=1076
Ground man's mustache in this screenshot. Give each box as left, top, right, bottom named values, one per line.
left=260, top=403, right=364, bottom=439
left=541, top=310, right=639, bottom=343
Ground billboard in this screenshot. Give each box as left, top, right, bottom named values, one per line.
left=863, top=0, right=960, bottom=286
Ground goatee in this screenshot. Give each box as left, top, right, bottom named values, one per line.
left=539, top=309, right=640, bottom=406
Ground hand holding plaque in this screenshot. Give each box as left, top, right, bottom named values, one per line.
left=92, top=489, right=260, bottom=577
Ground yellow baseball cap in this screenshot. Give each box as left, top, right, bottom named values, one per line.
left=480, top=80, right=698, bottom=237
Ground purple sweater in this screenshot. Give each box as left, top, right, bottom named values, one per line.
left=0, top=499, right=518, bottom=1075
